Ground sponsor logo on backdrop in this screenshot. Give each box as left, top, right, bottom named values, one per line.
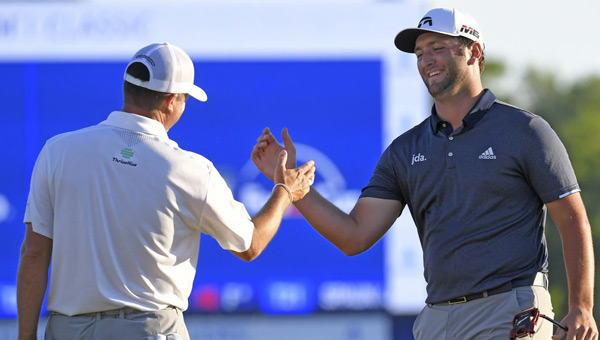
left=237, top=143, right=360, bottom=218
left=0, top=194, right=10, bottom=224
left=0, top=9, right=149, bottom=41
left=319, top=281, right=382, bottom=311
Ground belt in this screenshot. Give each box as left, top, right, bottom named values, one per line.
left=74, top=305, right=177, bottom=318
left=438, top=272, right=548, bottom=305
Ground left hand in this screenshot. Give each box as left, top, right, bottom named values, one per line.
left=552, top=308, right=598, bottom=340
left=251, top=127, right=297, bottom=181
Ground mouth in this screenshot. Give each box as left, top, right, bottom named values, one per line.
left=426, top=70, right=443, bottom=85
left=428, top=70, right=441, bottom=78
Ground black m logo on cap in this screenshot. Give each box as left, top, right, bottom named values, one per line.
left=418, top=17, right=433, bottom=28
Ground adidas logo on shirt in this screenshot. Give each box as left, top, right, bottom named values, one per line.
left=479, top=147, right=497, bottom=160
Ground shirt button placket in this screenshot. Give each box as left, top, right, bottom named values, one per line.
left=447, top=135, right=456, bottom=169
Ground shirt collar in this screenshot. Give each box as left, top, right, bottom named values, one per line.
left=430, top=89, right=497, bottom=133
left=100, top=111, right=171, bottom=141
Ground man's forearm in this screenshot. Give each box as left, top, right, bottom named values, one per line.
left=548, top=194, right=596, bottom=311
left=562, top=222, right=595, bottom=311
left=293, top=189, right=361, bottom=254
left=294, top=189, right=404, bottom=256
left=240, top=186, right=291, bottom=261
left=547, top=194, right=598, bottom=338
left=17, top=254, right=50, bottom=340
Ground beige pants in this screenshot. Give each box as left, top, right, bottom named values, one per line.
left=413, top=286, right=554, bottom=340
left=45, top=307, right=190, bottom=340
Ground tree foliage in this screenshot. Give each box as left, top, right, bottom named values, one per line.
left=484, top=61, right=600, bottom=322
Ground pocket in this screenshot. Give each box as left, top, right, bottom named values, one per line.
left=412, top=305, right=427, bottom=337
left=412, top=305, right=448, bottom=340
left=514, top=286, right=536, bottom=311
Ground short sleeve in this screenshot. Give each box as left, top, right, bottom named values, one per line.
left=199, top=164, right=254, bottom=252
left=24, top=143, right=54, bottom=238
left=521, top=116, right=580, bottom=203
left=360, top=144, right=406, bottom=204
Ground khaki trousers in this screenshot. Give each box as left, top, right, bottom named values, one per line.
left=413, top=286, right=554, bottom=340
left=45, top=307, right=190, bottom=340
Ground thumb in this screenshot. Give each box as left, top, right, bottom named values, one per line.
left=552, top=328, right=566, bottom=340
left=278, top=150, right=288, bottom=169
left=282, top=128, right=295, bottom=149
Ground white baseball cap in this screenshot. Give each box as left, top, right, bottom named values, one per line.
left=124, top=42, right=207, bottom=102
left=394, top=8, right=484, bottom=53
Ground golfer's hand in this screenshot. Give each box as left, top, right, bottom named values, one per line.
left=273, top=150, right=314, bottom=202
left=552, top=308, right=598, bottom=340
left=252, top=127, right=297, bottom=181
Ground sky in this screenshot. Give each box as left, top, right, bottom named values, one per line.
left=428, top=0, right=600, bottom=84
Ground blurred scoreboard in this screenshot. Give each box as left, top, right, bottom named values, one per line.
left=0, top=1, right=429, bottom=317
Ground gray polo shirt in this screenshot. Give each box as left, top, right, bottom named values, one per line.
left=361, top=89, right=579, bottom=304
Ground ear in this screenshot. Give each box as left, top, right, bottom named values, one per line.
left=467, top=42, right=483, bottom=66
left=164, top=94, right=178, bottom=113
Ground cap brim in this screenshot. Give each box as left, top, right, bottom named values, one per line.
left=394, top=28, right=458, bottom=53
left=187, top=85, right=207, bottom=102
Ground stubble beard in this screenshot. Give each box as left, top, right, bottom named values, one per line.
left=424, top=74, right=453, bottom=98
left=422, top=63, right=468, bottom=100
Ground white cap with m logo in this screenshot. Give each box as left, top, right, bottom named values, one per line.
left=394, top=8, right=484, bottom=53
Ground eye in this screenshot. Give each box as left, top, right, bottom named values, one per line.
left=433, top=46, right=445, bottom=52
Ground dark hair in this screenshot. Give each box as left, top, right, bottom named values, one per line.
left=457, top=36, right=485, bottom=73
left=123, top=62, right=170, bottom=109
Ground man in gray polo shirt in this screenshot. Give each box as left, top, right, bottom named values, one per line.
left=251, top=8, right=597, bottom=340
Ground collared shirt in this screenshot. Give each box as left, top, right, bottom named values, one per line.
left=361, top=90, right=579, bottom=304
left=430, top=91, right=492, bottom=137
left=24, top=111, right=254, bottom=315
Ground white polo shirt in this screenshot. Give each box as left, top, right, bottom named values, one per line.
left=24, top=111, right=254, bottom=316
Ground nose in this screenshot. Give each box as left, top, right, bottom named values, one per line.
left=418, top=50, right=435, bottom=67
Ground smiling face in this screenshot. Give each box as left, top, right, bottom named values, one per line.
left=414, top=32, right=472, bottom=100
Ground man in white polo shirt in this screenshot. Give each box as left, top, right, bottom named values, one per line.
left=17, top=42, right=316, bottom=340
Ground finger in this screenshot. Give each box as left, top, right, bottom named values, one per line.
left=256, top=127, right=269, bottom=143
left=256, top=127, right=275, bottom=144
left=256, top=134, right=270, bottom=145
left=251, top=142, right=266, bottom=155
left=266, top=127, right=277, bottom=139
left=305, top=165, right=316, bottom=176
left=251, top=146, right=262, bottom=161
left=552, top=328, right=566, bottom=340
left=297, top=160, right=315, bottom=172
left=282, top=127, right=295, bottom=150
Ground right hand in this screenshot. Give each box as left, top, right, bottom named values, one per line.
left=552, top=307, right=597, bottom=340
left=251, top=127, right=297, bottom=181
left=273, top=150, right=315, bottom=202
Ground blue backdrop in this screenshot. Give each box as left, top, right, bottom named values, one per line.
left=0, top=59, right=383, bottom=317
